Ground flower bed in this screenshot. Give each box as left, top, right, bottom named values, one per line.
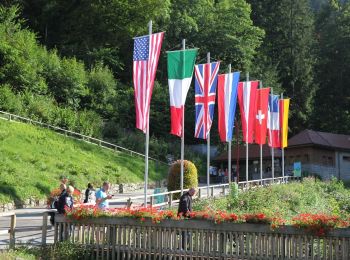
left=292, top=213, right=349, bottom=236
left=64, top=205, right=349, bottom=236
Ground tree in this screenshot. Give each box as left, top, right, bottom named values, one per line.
left=312, top=1, right=350, bottom=134
left=247, top=0, right=317, bottom=133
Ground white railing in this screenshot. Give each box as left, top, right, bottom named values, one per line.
left=110, top=176, right=298, bottom=209
left=0, top=110, right=167, bottom=165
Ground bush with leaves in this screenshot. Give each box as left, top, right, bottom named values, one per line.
left=0, top=84, right=23, bottom=113
left=167, top=160, right=198, bottom=198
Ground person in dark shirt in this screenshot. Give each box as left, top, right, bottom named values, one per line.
left=177, top=188, right=196, bottom=250
left=57, top=185, right=74, bottom=214
left=177, top=188, right=196, bottom=217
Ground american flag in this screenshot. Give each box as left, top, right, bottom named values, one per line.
left=133, top=32, right=164, bottom=133
left=194, top=62, right=220, bottom=139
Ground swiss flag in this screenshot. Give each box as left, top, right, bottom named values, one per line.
left=254, top=88, right=270, bottom=144
left=237, top=81, right=259, bottom=143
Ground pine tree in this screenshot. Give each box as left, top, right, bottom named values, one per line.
left=248, top=0, right=317, bottom=133
left=312, top=1, right=350, bottom=134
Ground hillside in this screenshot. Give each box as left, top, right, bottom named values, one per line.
left=0, top=119, right=168, bottom=204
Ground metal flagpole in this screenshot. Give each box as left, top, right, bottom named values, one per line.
left=180, top=39, right=186, bottom=195
left=281, top=93, right=285, bottom=182
left=271, top=87, right=275, bottom=182
left=259, top=81, right=263, bottom=184
left=246, top=72, right=249, bottom=184
left=207, top=52, right=211, bottom=197
left=228, top=64, right=232, bottom=184
left=144, top=20, right=152, bottom=207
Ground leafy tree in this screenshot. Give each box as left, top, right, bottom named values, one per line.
left=0, top=6, right=47, bottom=94
left=84, top=63, right=117, bottom=117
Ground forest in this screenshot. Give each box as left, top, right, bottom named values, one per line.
left=0, top=0, right=349, bottom=161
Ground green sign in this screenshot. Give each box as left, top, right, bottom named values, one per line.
left=294, top=162, right=302, bottom=177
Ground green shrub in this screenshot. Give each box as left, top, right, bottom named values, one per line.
left=20, top=91, right=56, bottom=123
left=85, top=63, right=117, bottom=116
left=167, top=160, right=198, bottom=198
left=75, top=109, right=103, bottom=137
left=0, top=84, right=23, bottom=113
left=8, top=242, right=93, bottom=259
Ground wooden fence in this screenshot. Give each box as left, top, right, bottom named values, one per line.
left=0, top=210, right=54, bottom=248
left=55, top=215, right=350, bottom=259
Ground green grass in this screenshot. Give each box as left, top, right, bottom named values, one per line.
left=0, top=119, right=168, bottom=204
left=193, top=178, right=350, bottom=221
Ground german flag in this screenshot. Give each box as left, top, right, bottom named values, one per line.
left=279, top=99, right=290, bottom=148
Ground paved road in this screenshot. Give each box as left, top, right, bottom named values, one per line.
left=0, top=185, right=225, bottom=248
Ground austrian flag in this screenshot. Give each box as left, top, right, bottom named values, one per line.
left=167, top=49, right=197, bottom=137
left=237, top=81, right=259, bottom=143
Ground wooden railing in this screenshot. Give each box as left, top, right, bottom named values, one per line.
left=0, top=210, right=54, bottom=248
left=0, top=211, right=16, bottom=249
left=110, top=176, right=299, bottom=209
left=54, top=215, right=350, bottom=259
left=0, top=110, right=166, bottom=165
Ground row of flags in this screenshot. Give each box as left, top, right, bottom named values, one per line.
left=132, top=31, right=290, bottom=148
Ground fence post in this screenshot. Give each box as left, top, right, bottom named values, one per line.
left=168, top=193, right=173, bottom=208
left=211, top=187, right=214, bottom=197
left=198, top=189, right=202, bottom=199
left=9, top=214, right=16, bottom=249
left=150, top=196, right=154, bottom=208
left=222, top=185, right=226, bottom=196
left=42, top=212, right=48, bottom=246
left=127, top=198, right=132, bottom=209
left=8, top=114, right=11, bottom=121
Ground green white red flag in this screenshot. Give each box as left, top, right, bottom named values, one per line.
left=167, top=49, right=197, bottom=137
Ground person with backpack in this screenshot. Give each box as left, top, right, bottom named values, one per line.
left=84, top=183, right=96, bottom=204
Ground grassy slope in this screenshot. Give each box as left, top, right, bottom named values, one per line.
left=0, top=119, right=168, bottom=204
left=193, top=178, right=350, bottom=220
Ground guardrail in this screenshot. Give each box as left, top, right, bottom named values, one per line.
left=0, top=110, right=167, bottom=165
left=0, top=210, right=55, bottom=248
left=54, top=215, right=350, bottom=259
left=109, top=176, right=298, bottom=209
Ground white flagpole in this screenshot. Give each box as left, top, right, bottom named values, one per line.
left=246, top=72, right=249, bottom=184
left=271, top=87, right=275, bottom=182
left=180, top=39, right=186, bottom=195
left=144, top=20, right=152, bottom=207
left=228, top=64, right=232, bottom=184
left=259, top=81, right=263, bottom=184
left=281, top=93, right=285, bottom=182
left=207, top=52, right=211, bottom=197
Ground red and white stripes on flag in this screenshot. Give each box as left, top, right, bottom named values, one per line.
left=237, top=81, right=259, bottom=143
left=133, top=32, right=164, bottom=133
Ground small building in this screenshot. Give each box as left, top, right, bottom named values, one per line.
left=214, top=144, right=282, bottom=181
left=285, top=130, right=350, bottom=181
left=214, top=129, right=350, bottom=182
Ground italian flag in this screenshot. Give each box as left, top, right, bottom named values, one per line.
left=167, top=49, right=197, bottom=137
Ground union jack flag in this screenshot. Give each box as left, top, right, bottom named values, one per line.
left=194, top=62, right=220, bottom=139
